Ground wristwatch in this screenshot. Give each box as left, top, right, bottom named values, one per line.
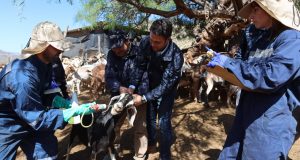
left=141, top=95, right=147, bottom=104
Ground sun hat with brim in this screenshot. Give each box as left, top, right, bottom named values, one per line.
left=22, top=21, right=73, bottom=54
left=109, top=34, right=126, bottom=49
left=238, top=0, right=300, bottom=31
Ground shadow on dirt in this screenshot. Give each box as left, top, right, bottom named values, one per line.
left=202, top=148, right=222, bottom=160
left=167, top=98, right=235, bottom=160
left=217, top=114, right=234, bottom=135
left=293, top=107, right=300, bottom=142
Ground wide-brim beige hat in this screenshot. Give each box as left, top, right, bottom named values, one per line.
left=22, top=21, right=73, bottom=54
left=238, top=0, right=300, bottom=31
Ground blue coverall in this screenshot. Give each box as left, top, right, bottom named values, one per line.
left=42, top=57, right=69, bottom=107
left=218, top=25, right=300, bottom=159
left=135, top=37, right=183, bottom=160
left=51, top=57, right=69, bottom=98
left=0, top=55, right=66, bottom=160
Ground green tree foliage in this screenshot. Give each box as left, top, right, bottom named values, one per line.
left=76, top=0, right=176, bottom=30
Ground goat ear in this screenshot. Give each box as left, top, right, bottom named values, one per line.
left=108, top=95, right=120, bottom=106
left=127, top=107, right=137, bottom=127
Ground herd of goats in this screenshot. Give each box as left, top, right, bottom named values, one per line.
left=60, top=49, right=241, bottom=108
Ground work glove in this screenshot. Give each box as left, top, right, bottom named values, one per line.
left=52, top=96, right=71, bottom=109
left=205, top=46, right=228, bottom=68
left=62, top=102, right=106, bottom=122
left=207, top=53, right=228, bottom=68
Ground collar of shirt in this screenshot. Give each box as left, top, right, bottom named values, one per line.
left=156, top=41, right=175, bottom=62
left=156, top=40, right=170, bottom=56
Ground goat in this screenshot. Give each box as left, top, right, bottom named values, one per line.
left=65, top=91, right=94, bottom=160
left=193, top=54, right=240, bottom=107
left=64, top=93, right=136, bottom=160
left=178, top=53, right=206, bottom=101
left=63, top=56, right=107, bottom=95
left=199, top=71, right=226, bottom=107
left=225, top=83, right=241, bottom=107
left=90, top=64, right=106, bottom=100
left=89, top=93, right=136, bottom=160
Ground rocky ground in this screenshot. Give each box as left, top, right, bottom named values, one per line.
left=17, top=90, right=300, bottom=160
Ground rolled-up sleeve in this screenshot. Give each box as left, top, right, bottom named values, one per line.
left=223, top=30, right=300, bottom=92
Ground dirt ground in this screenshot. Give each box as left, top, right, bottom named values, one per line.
left=16, top=90, right=300, bottom=160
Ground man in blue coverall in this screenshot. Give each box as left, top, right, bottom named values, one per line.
left=133, top=19, right=184, bottom=160
left=0, top=21, right=102, bottom=160
left=105, top=32, right=148, bottom=160
left=206, top=0, right=300, bottom=159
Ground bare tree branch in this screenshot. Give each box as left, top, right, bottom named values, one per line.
left=117, top=0, right=235, bottom=19
left=134, top=14, right=151, bottom=26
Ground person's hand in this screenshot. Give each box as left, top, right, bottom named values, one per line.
left=78, top=102, right=107, bottom=114
left=120, top=86, right=135, bottom=94
left=206, top=53, right=228, bottom=68
left=52, top=96, right=71, bottom=109
left=133, top=94, right=142, bottom=106
left=120, top=86, right=133, bottom=94
left=133, top=94, right=146, bottom=107
left=204, top=46, right=228, bottom=68
left=62, top=102, right=106, bottom=122
left=91, top=103, right=107, bottom=112
left=119, top=86, right=127, bottom=93
left=204, top=46, right=218, bottom=59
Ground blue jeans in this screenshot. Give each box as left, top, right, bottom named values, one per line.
left=147, top=91, right=175, bottom=160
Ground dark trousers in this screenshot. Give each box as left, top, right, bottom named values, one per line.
left=147, top=91, right=175, bottom=160
left=0, top=130, right=58, bottom=160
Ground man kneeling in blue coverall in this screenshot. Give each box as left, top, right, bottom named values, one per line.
left=0, top=21, right=105, bottom=160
